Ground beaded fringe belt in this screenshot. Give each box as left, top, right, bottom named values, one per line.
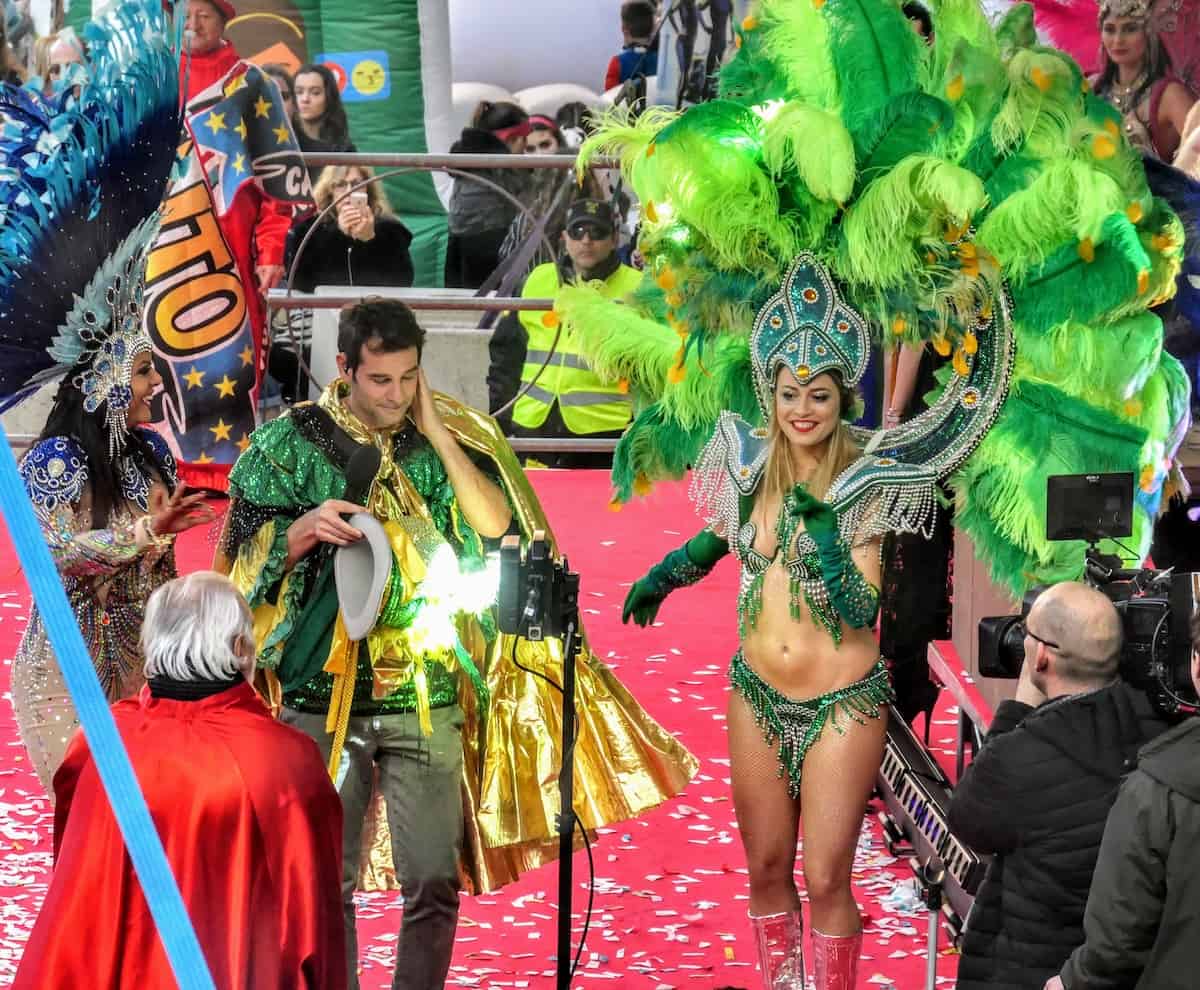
left=729, top=652, right=894, bottom=798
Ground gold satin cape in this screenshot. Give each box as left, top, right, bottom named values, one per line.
left=224, top=385, right=698, bottom=893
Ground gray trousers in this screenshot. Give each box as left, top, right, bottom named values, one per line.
left=281, top=705, right=465, bottom=990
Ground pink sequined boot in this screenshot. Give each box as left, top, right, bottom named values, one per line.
left=810, top=928, right=862, bottom=990
left=749, top=909, right=805, bottom=989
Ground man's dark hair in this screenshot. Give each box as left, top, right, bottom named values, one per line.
left=337, top=298, right=426, bottom=373
left=621, top=1, right=656, bottom=40
left=902, top=2, right=934, bottom=39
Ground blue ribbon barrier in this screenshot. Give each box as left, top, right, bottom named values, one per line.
left=0, top=425, right=215, bottom=990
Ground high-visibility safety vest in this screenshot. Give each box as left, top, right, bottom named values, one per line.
left=511, top=261, right=643, bottom=435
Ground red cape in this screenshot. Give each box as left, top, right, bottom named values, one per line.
left=14, top=682, right=346, bottom=990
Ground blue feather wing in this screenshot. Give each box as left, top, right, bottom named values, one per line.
left=0, top=0, right=181, bottom=410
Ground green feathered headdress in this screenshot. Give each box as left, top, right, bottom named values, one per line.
left=555, top=0, right=1190, bottom=595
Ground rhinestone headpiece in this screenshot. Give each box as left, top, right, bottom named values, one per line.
left=49, top=216, right=158, bottom=456
left=1099, top=0, right=1152, bottom=22
left=749, top=253, right=871, bottom=418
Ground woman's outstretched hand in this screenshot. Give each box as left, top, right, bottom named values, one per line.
left=786, top=484, right=838, bottom=538
left=150, top=486, right=216, bottom=536
left=622, top=576, right=667, bottom=627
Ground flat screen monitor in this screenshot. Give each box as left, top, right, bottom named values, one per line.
left=1045, top=472, right=1134, bottom=542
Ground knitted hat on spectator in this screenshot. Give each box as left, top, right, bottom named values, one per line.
left=553, top=0, right=1192, bottom=594
left=201, top=0, right=235, bottom=21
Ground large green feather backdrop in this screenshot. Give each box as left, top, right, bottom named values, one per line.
left=554, top=0, right=1192, bottom=595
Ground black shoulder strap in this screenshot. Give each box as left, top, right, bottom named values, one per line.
left=291, top=403, right=365, bottom=473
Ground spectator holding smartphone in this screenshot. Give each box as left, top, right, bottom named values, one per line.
left=274, top=165, right=414, bottom=402
left=285, top=165, right=414, bottom=292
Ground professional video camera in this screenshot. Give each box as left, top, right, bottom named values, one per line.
left=978, top=472, right=1199, bottom=717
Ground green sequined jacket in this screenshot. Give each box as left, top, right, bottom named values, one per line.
left=224, top=398, right=493, bottom=716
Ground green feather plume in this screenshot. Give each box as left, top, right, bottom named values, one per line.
left=744, top=0, right=839, bottom=112
left=976, top=160, right=1126, bottom=278
left=554, top=283, right=674, bottom=399
left=760, top=101, right=857, bottom=205
left=1006, top=213, right=1149, bottom=331
left=627, top=101, right=806, bottom=272
left=1012, top=312, right=1162, bottom=417
left=852, top=91, right=955, bottom=188
left=840, top=156, right=987, bottom=289
left=930, top=0, right=1002, bottom=83
left=993, top=2, right=1037, bottom=59
left=991, top=48, right=1083, bottom=155
left=823, top=0, right=922, bottom=130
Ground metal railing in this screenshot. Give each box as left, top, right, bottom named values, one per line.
left=267, top=291, right=553, bottom=312
left=270, top=149, right=627, bottom=456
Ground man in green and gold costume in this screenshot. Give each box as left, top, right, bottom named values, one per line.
left=220, top=298, right=696, bottom=990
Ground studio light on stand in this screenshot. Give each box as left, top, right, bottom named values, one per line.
left=498, top=531, right=587, bottom=989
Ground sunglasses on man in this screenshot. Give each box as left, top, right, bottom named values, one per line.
left=566, top=222, right=612, bottom=241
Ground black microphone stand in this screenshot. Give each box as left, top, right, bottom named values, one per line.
left=554, top=567, right=582, bottom=990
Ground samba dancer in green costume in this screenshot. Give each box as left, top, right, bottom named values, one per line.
left=552, top=0, right=1193, bottom=984
left=625, top=258, right=898, bottom=989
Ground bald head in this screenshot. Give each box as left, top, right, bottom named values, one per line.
left=1030, top=581, right=1122, bottom=686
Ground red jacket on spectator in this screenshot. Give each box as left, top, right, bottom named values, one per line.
left=180, top=38, right=240, bottom=103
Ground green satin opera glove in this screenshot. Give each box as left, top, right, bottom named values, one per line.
left=622, top=529, right=729, bottom=627
left=788, top=485, right=879, bottom=629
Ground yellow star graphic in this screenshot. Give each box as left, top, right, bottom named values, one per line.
left=225, top=73, right=247, bottom=95
left=235, top=118, right=248, bottom=140
left=273, top=124, right=290, bottom=145
left=210, top=418, right=232, bottom=442
left=239, top=346, right=254, bottom=367
left=183, top=366, right=205, bottom=390
left=205, top=111, right=227, bottom=135
left=195, top=451, right=214, bottom=464
left=254, top=95, right=272, bottom=119
left=232, top=153, right=247, bottom=175
left=215, top=374, right=237, bottom=398
left=236, top=432, right=251, bottom=453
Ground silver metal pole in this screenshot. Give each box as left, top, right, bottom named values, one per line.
left=927, top=907, right=939, bottom=990
left=266, top=290, right=553, bottom=312
left=507, top=438, right=619, bottom=453
left=299, top=152, right=613, bottom=171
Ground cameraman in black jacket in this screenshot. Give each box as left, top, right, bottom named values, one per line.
left=1047, top=607, right=1200, bottom=990
left=948, top=581, right=1171, bottom=990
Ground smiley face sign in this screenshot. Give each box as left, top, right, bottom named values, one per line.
left=316, top=49, right=391, bottom=102
left=351, top=58, right=387, bottom=96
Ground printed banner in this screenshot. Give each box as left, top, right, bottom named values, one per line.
left=146, top=63, right=309, bottom=486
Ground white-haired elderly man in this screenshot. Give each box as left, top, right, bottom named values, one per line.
left=14, top=571, right=346, bottom=990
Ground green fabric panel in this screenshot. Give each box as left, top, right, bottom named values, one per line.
left=315, top=0, right=445, bottom=287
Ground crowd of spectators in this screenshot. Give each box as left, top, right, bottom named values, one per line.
left=7, top=0, right=1195, bottom=470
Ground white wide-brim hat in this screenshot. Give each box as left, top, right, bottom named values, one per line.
left=334, top=513, right=392, bottom=642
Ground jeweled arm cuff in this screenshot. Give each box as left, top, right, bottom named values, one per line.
left=43, top=504, right=150, bottom=579
left=654, top=529, right=730, bottom=590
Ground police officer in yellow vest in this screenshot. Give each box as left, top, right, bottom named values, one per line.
left=487, top=199, right=642, bottom=466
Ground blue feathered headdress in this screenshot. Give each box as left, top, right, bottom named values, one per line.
left=0, top=0, right=181, bottom=452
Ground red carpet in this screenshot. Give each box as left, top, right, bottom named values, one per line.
left=0, top=470, right=970, bottom=988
